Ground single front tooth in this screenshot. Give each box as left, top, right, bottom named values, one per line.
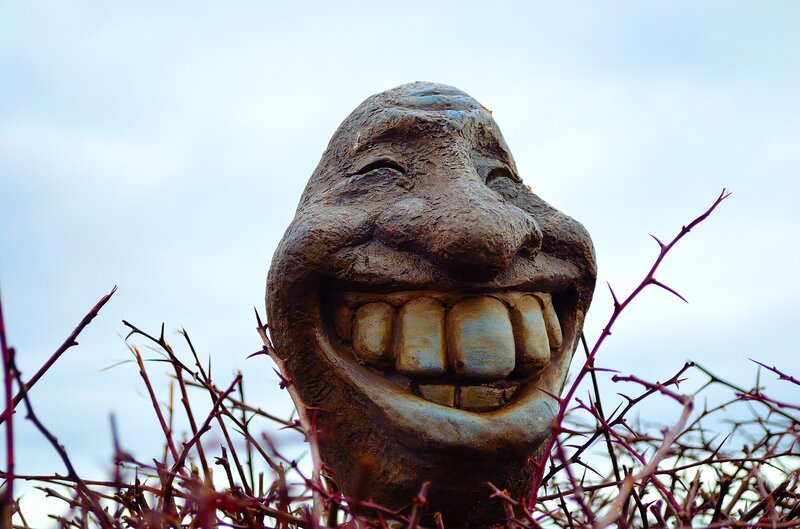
left=353, top=302, right=394, bottom=367
left=509, top=295, right=551, bottom=372
left=418, top=384, right=455, bottom=407
left=333, top=305, right=354, bottom=341
left=458, top=385, right=507, bottom=412
left=395, top=298, right=447, bottom=376
left=447, top=297, right=515, bottom=380
left=533, top=293, right=562, bottom=349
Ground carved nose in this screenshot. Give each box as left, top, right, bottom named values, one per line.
left=376, top=190, right=542, bottom=281
left=427, top=195, right=541, bottom=280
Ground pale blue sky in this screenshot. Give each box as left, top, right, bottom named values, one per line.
left=1, top=1, right=799, bottom=521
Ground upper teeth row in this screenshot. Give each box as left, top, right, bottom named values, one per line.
left=332, top=292, right=562, bottom=381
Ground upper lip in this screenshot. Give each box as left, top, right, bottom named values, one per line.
left=323, top=241, right=584, bottom=295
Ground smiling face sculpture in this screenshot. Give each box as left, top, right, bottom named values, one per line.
left=267, top=82, right=597, bottom=527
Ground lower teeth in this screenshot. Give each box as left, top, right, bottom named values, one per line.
left=416, top=382, right=521, bottom=411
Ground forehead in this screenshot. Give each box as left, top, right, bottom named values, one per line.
left=330, top=84, right=513, bottom=160
left=349, top=106, right=507, bottom=156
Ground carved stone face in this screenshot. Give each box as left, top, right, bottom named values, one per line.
left=267, top=82, right=596, bottom=526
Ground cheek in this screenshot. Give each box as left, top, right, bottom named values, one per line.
left=278, top=206, right=374, bottom=271
left=327, top=172, right=413, bottom=204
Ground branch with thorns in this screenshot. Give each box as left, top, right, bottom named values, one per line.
left=1, top=189, right=798, bottom=529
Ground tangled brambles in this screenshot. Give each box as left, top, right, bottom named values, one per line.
left=0, top=191, right=798, bottom=528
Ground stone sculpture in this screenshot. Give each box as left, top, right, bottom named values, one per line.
left=266, top=82, right=597, bottom=527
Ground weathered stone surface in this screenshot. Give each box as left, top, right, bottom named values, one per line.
left=353, top=302, right=394, bottom=366
left=509, top=295, right=551, bottom=372
left=266, top=82, right=597, bottom=527
left=447, top=297, right=515, bottom=380
left=459, top=385, right=509, bottom=412
left=418, top=384, right=456, bottom=407
left=395, top=297, right=447, bottom=376
left=534, top=292, right=563, bottom=349
left=332, top=304, right=353, bottom=341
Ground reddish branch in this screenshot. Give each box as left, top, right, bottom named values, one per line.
left=2, top=189, right=799, bottom=529
left=0, top=288, right=14, bottom=527
left=530, top=190, right=730, bottom=508
left=0, top=287, right=117, bottom=426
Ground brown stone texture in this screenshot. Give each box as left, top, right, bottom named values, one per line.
left=266, top=82, right=597, bottom=527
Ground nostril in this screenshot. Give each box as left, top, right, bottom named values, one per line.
left=518, top=244, right=537, bottom=259
left=518, top=218, right=543, bottom=260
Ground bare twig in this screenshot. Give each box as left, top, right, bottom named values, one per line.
left=530, top=190, right=730, bottom=509
left=10, top=352, right=117, bottom=529
left=0, top=287, right=117, bottom=425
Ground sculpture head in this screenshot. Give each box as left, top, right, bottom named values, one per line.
left=267, top=82, right=596, bottom=526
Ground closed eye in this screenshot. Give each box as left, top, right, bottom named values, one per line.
left=485, top=166, right=517, bottom=184
left=351, top=158, right=406, bottom=176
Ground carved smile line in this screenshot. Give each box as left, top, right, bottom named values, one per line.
left=323, top=289, right=576, bottom=413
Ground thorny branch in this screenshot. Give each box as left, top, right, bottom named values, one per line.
left=1, top=189, right=798, bottom=529
left=0, top=287, right=117, bottom=426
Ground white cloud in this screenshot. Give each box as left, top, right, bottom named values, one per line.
left=0, top=117, right=187, bottom=194
left=1, top=2, right=799, bottom=517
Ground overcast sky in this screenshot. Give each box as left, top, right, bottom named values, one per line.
left=2, top=1, right=799, bottom=522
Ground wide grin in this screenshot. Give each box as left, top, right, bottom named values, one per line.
left=323, top=289, right=574, bottom=413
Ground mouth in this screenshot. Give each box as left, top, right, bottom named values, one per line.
left=322, top=288, right=576, bottom=413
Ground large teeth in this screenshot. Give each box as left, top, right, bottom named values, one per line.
left=509, top=295, right=551, bottom=372
left=353, top=302, right=394, bottom=367
left=337, top=291, right=565, bottom=409
left=447, top=297, right=515, bottom=380
left=395, top=298, right=447, bottom=376
left=534, top=293, right=562, bottom=349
